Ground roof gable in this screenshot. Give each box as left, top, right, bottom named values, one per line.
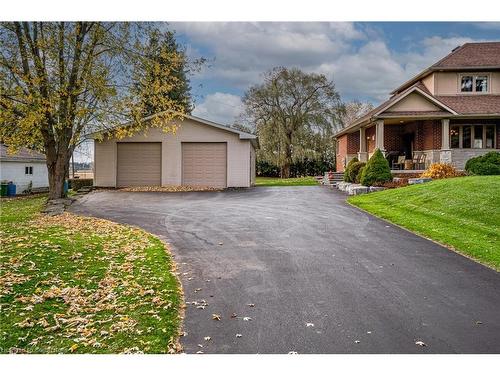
left=381, top=91, right=444, bottom=114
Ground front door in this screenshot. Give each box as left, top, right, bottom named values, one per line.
left=402, top=133, right=414, bottom=159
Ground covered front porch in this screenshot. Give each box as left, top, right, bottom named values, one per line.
left=343, top=117, right=498, bottom=171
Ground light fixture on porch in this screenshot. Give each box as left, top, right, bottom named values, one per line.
left=400, top=120, right=404, bottom=123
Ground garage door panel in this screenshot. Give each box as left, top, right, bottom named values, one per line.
left=182, top=143, right=227, bottom=188
left=117, top=143, right=161, bottom=187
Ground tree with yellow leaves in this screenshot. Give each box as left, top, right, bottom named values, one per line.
left=0, top=22, right=194, bottom=199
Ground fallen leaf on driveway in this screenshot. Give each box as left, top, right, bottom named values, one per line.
left=354, top=340, right=360, bottom=344
left=247, top=303, right=255, bottom=307
left=236, top=334, right=242, bottom=338
left=196, top=351, right=204, bottom=354
left=415, top=341, right=427, bottom=347
left=242, top=317, right=252, bottom=321
left=475, top=321, right=483, bottom=325
left=231, top=313, right=238, bottom=318
left=212, top=314, right=221, bottom=321
left=288, top=351, right=298, bottom=354
left=197, top=344, right=203, bottom=348
left=306, top=323, right=314, bottom=327
left=218, top=242, right=223, bottom=246
left=204, top=336, right=211, bottom=341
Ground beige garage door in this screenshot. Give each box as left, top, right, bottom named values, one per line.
left=182, top=142, right=227, bottom=188
left=117, top=142, right=161, bottom=187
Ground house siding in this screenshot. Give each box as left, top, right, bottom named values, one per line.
left=0, top=160, right=48, bottom=193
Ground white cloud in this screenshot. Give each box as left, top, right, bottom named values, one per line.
left=192, top=92, right=244, bottom=125
left=173, top=23, right=489, bottom=105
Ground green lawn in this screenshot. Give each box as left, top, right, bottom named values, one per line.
left=0, top=195, right=182, bottom=353
left=348, top=176, right=500, bottom=271
left=255, top=176, right=318, bottom=186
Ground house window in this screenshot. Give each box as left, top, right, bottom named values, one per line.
left=450, top=126, right=460, bottom=148
left=475, top=76, right=488, bottom=92
left=461, top=76, right=473, bottom=92
left=450, top=125, right=496, bottom=149
left=474, top=125, right=484, bottom=148
left=462, top=126, right=471, bottom=148
left=485, top=125, right=495, bottom=148
left=460, top=74, right=489, bottom=93
left=25, top=166, right=33, bottom=175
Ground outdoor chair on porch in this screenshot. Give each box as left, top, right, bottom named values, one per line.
left=412, top=153, right=427, bottom=170
left=391, top=155, right=405, bottom=170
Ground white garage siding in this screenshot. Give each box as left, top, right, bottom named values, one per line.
left=94, top=117, right=254, bottom=188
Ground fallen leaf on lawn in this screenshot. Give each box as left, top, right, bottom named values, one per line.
left=70, top=343, right=78, bottom=352
left=212, top=314, right=221, bottom=321
left=415, top=341, right=426, bottom=347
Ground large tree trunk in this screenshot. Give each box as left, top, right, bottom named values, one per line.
left=46, top=149, right=69, bottom=200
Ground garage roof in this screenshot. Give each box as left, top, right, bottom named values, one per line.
left=0, top=143, right=46, bottom=163
left=87, top=112, right=258, bottom=147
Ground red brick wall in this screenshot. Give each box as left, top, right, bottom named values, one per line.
left=336, top=135, right=347, bottom=172
left=366, top=126, right=376, bottom=152
left=422, top=120, right=441, bottom=150
left=347, top=131, right=360, bottom=154
left=384, top=125, right=403, bottom=151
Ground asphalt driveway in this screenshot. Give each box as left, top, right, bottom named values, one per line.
left=70, top=186, right=500, bottom=353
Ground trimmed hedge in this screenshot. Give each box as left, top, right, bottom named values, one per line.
left=360, top=149, right=392, bottom=186
left=465, top=151, right=500, bottom=175
left=343, top=157, right=359, bottom=182
left=68, top=178, right=93, bottom=191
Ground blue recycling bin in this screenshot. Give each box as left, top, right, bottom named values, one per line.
left=7, top=182, right=16, bottom=197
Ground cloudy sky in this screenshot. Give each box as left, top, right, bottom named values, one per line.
left=169, top=22, right=500, bottom=125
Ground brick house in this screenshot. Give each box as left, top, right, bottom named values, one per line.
left=334, top=42, right=500, bottom=172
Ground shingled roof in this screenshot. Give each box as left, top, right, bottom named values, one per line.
left=392, top=42, right=500, bottom=95
left=432, top=42, right=500, bottom=68
left=0, top=143, right=46, bottom=162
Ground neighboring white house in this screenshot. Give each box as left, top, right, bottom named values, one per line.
left=0, top=143, right=49, bottom=193
left=92, top=114, right=258, bottom=189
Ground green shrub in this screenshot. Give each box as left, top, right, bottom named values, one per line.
left=465, top=151, right=500, bottom=175
left=355, top=165, right=366, bottom=184
left=343, top=157, right=359, bottom=182
left=69, top=178, right=93, bottom=191
left=360, top=149, right=392, bottom=186
left=348, top=161, right=366, bottom=183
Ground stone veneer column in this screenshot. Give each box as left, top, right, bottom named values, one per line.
left=375, top=120, right=385, bottom=153
left=357, top=127, right=368, bottom=162
left=440, top=118, right=452, bottom=164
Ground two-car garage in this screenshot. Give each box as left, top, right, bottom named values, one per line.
left=94, top=114, right=256, bottom=189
